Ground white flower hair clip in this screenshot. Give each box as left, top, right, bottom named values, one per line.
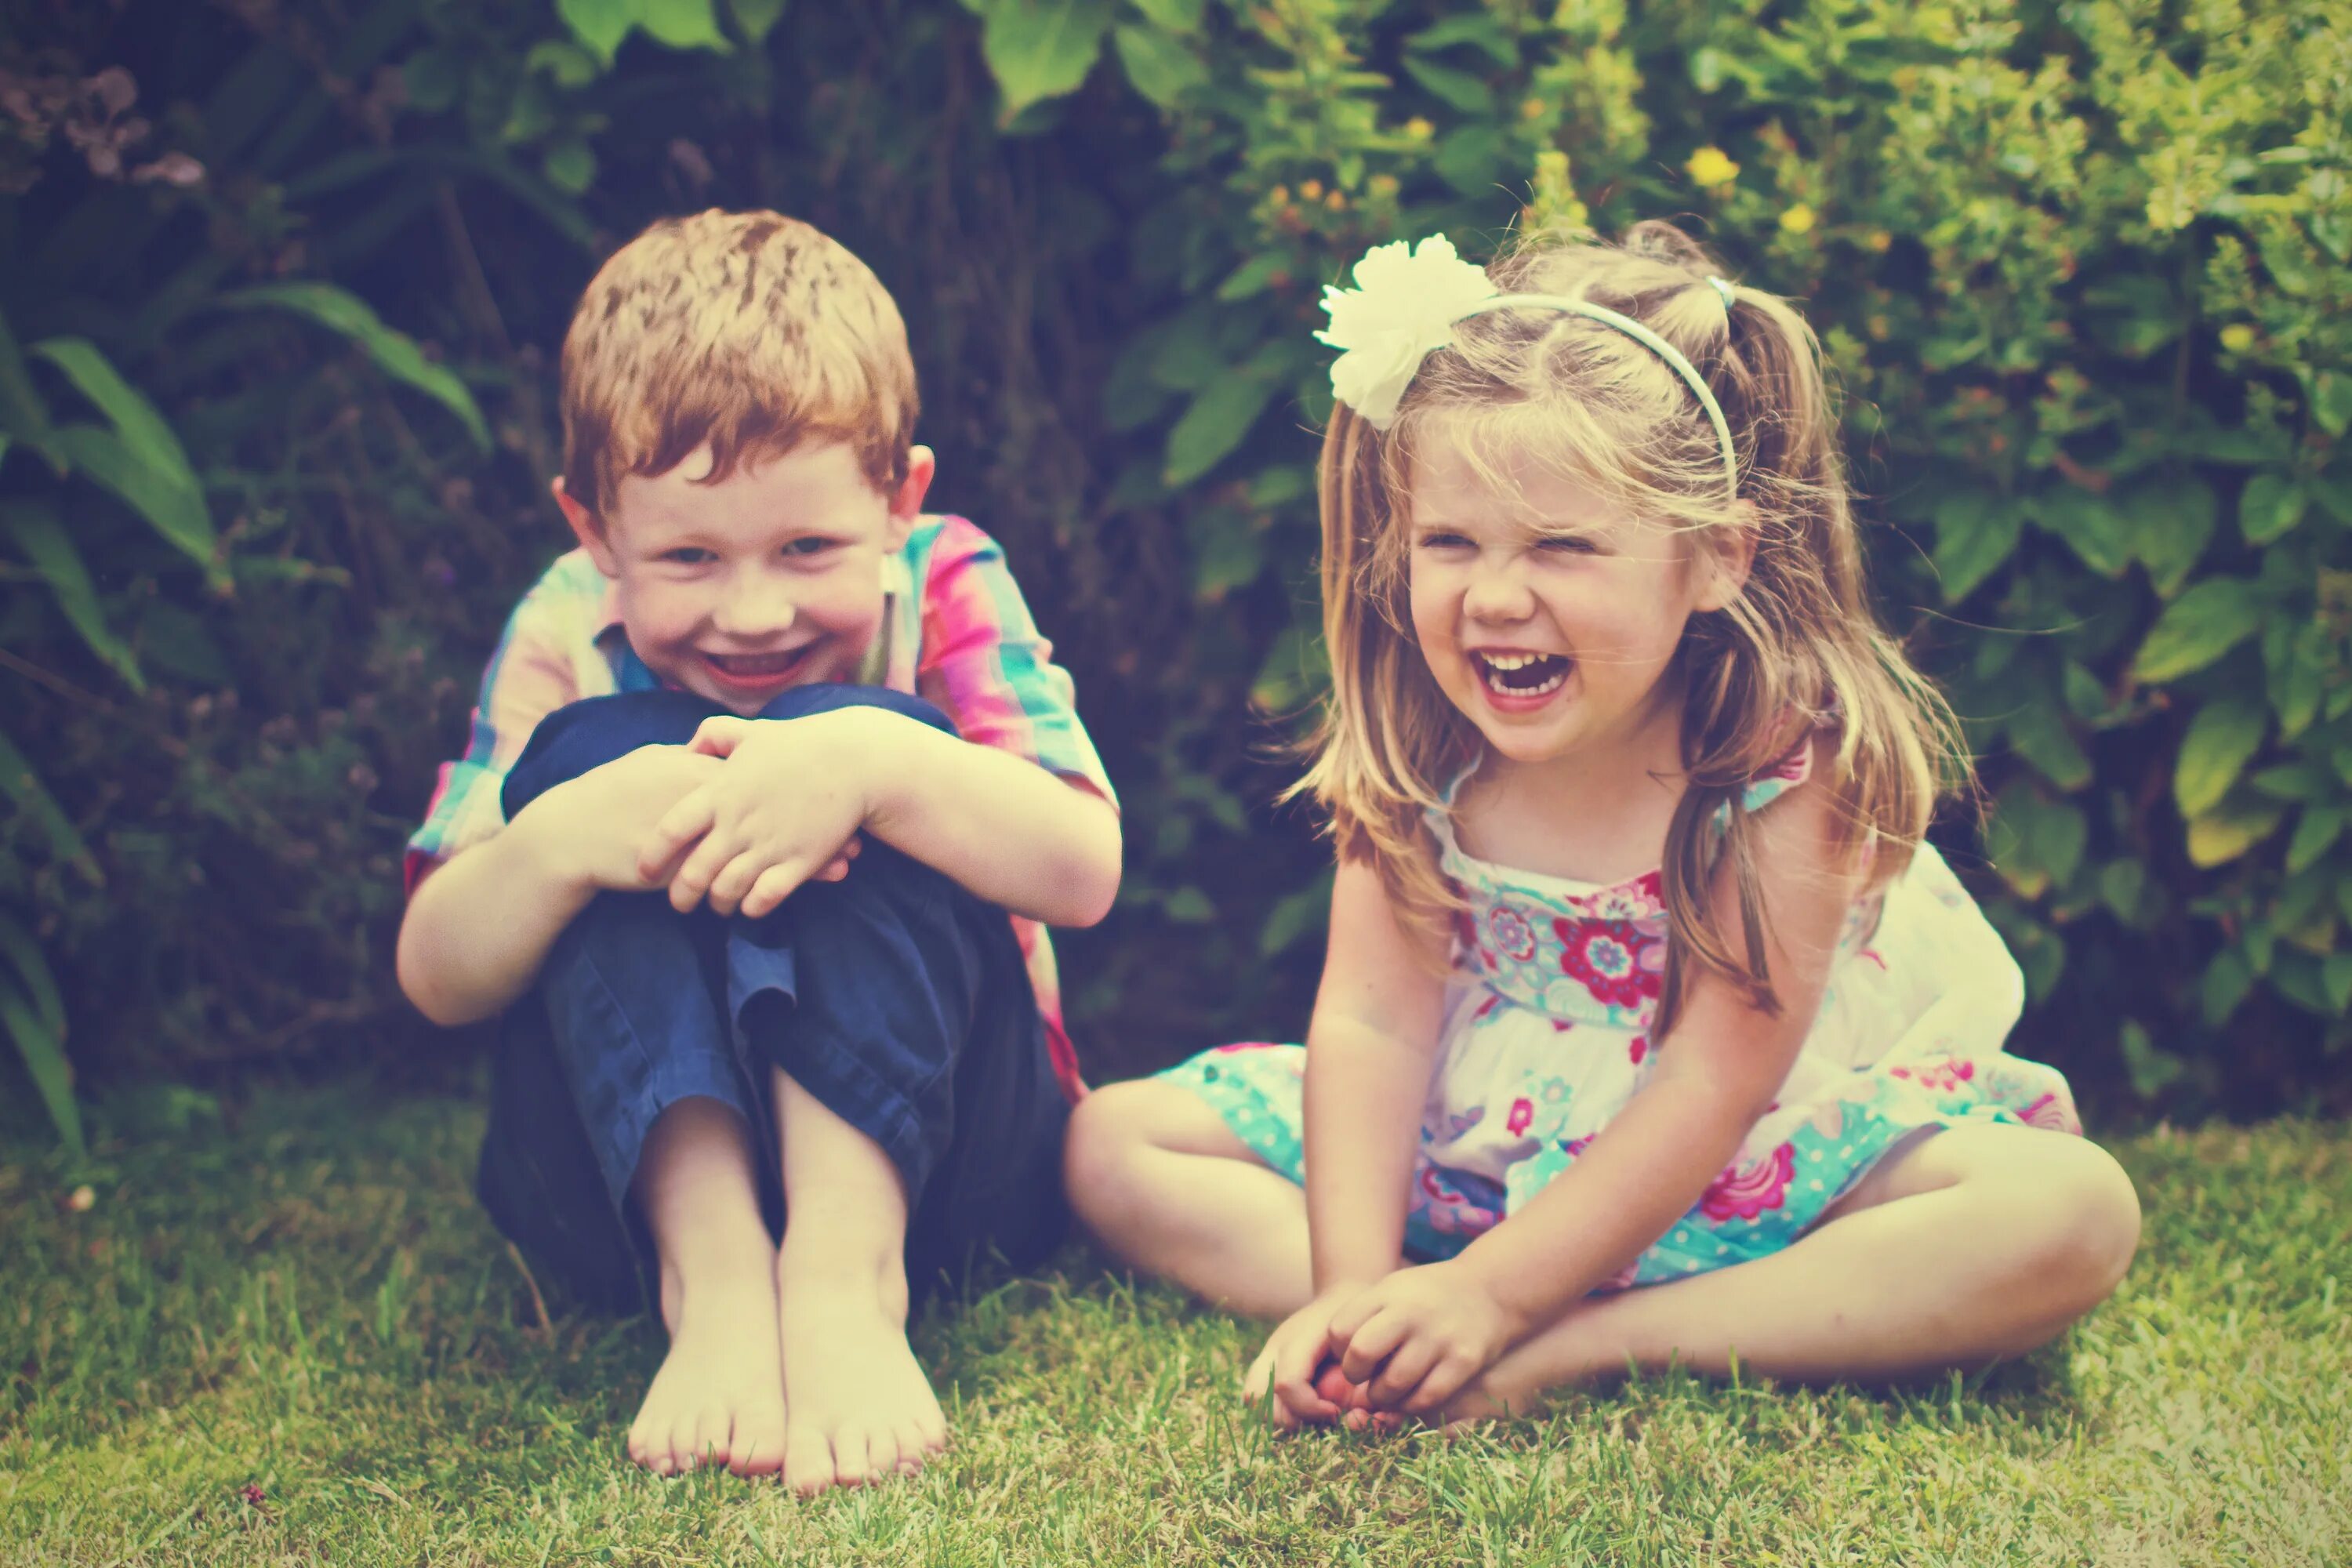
left=1315, top=233, right=1744, bottom=499
left=1313, top=234, right=1499, bottom=431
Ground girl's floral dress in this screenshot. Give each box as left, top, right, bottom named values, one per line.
left=1156, top=748, right=2082, bottom=1286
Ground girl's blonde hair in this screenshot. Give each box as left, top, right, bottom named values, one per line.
left=1297, top=219, right=1966, bottom=1037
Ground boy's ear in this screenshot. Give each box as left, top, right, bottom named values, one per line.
left=1693, top=501, right=1759, bottom=614
left=884, top=445, right=936, bottom=546
left=553, top=476, right=621, bottom=577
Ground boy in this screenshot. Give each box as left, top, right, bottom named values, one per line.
left=396, top=211, right=1120, bottom=1494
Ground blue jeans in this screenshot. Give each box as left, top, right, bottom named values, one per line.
left=473, top=685, right=1071, bottom=1312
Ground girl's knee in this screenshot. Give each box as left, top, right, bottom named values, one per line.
left=1994, top=1136, right=2142, bottom=1308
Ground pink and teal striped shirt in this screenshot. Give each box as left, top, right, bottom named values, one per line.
left=406, top=514, right=1115, bottom=1102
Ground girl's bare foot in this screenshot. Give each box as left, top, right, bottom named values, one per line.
left=627, top=1255, right=790, bottom=1476
left=775, top=1240, right=947, bottom=1495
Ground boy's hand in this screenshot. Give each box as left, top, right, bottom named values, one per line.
left=1324, top=1260, right=1520, bottom=1420
left=530, top=744, right=725, bottom=894
left=640, top=710, right=882, bottom=917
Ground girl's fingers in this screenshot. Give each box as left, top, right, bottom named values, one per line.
left=640, top=788, right=717, bottom=880
left=1336, top=1311, right=1408, bottom=1387
left=1399, top=1352, right=1478, bottom=1418
left=1364, top=1338, right=1441, bottom=1410
left=687, top=716, right=752, bottom=757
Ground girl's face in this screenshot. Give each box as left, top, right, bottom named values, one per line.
left=1403, top=429, right=1744, bottom=771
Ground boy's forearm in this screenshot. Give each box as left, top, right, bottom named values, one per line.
left=858, top=712, right=1121, bottom=927
left=397, top=801, right=597, bottom=1027
left=1302, top=1021, right=1429, bottom=1292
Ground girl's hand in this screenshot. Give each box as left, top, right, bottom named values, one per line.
left=1241, top=1289, right=1367, bottom=1429
left=1327, top=1260, right=1520, bottom=1419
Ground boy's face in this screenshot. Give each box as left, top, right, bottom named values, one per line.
left=559, top=438, right=934, bottom=715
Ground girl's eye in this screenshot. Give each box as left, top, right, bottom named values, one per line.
left=1537, top=534, right=1597, bottom=554
left=1417, top=532, right=1472, bottom=550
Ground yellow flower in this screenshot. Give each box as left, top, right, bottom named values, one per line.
left=1779, top=203, right=1817, bottom=235
left=1268, top=184, right=1289, bottom=205
left=1326, top=188, right=1347, bottom=211
left=1520, top=96, right=1547, bottom=121
left=1404, top=116, right=1435, bottom=142
left=2220, top=323, right=2256, bottom=353
left=1299, top=178, right=1324, bottom=201
left=1368, top=173, right=1399, bottom=198
left=1686, top=146, right=1739, bottom=188
left=1867, top=230, right=1893, bottom=253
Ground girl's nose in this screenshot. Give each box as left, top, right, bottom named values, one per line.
left=1462, top=557, right=1535, bottom=623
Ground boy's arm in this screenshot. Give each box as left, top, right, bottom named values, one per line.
left=399, top=745, right=721, bottom=1025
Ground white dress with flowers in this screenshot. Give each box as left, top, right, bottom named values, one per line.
left=1158, top=746, right=2083, bottom=1284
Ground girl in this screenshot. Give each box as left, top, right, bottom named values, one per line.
left=1065, top=221, right=2140, bottom=1428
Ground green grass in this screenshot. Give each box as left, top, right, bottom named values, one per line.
left=2, top=1087, right=2346, bottom=1566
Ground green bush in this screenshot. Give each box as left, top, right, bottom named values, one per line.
left=2, top=0, right=2346, bottom=1148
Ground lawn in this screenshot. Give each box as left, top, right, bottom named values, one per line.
left=2, top=1086, right=2346, bottom=1566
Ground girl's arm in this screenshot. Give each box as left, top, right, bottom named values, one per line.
left=1242, top=854, right=1448, bottom=1425
left=1330, top=764, right=1864, bottom=1415
left=1304, top=855, right=1452, bottom=1291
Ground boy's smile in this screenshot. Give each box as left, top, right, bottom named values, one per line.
left=559, top=438, right=935, bottom=715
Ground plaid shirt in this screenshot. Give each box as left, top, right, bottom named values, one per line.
left=407, top=514, right=1114, bottom=1102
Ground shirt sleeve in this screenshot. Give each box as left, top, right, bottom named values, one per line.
left=403, top=575, right=592, bottom=893
left=915, top=517, right=1116, bottom=810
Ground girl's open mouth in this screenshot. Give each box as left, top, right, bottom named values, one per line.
left=1473, top=650, right=1570, bottom=697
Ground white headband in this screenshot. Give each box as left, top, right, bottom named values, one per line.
left=1314, top=235, right=1741, bottom=500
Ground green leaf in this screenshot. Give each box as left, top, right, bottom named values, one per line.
left=1189, top=506, right=1264, bottom=601
left=1215, top=252, right=1289, bottom=303
left=543, top=138, right=597, bottom=194
left=2131, top=577, right=2263, bottom=684
left=1163, top=885, right=1214, bottom=923
left=1932, top=489, right=2021, bottom=602
left=2172, top=700, right=2267, bottom=818
left=1405, top=13, right=1517, bottom=68
left=401, top=47, right=463, bottom=111
left=2239, top=472, right=2307, bottom=544
left=30, top=337, right=204, bottom=511
left=2005, top=696, right=2091, bottom=792
left=1259, top=868, right=1334, bottom=957
left=2028, top=485, right=2130, bottom=578
left=2128, top=476, right=2215, bottom=597
left=3, top=503, right=143, bottom=691
left=523, top=39, right=601, bottom=87
left=2288, top=807, right=2345, bottom=873
left=1112, top=23, right=1204, bottom=107
left=0, top=910, right=65, bottom=1039
left=727, top=0, right=787, bottom=44
left=1401, top=56, right=1494, bottom=114
left=1987, top=781, right=2085, bottom=901
left=2184, top=803, right=2283, bottom=868
left=979, top=0, right=1112, bottom=122
left=0, top=727, right=99, bottom=881
left=1129, top=0, right=1202, bottom=31
left=2328, top=953, right=2352, bottom=1014
left=47, top=424, right=220, bottom=579
left=0, top=973, right=83, bottom=1160
left=2313, top=371, right=2352, bottom=438
left=2117, top=1019, right=2182, bottom=1098
left=0, top=305, right=56, bottom=453
left=2200, top=948, right=2252, bottom=1027
left=1432, top=124, right=1507, bottom=198
left=636, top=0, right=731, bottom=51
left=557, top=0, right=634, bottom=64
left=1163, top=376, right=1279, bottom=487
left=217, top=283, right=491, bottom=452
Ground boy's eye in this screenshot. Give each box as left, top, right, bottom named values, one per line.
left=782, top=536, right=839, bottom=558
left=659, top=547, right=715, bottom=565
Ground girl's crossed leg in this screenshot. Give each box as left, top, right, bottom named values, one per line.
left=1064, top=1077, right=2141, bottom=1423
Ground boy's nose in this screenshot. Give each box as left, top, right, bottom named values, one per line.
left=711, top=574, right=797, bottom=639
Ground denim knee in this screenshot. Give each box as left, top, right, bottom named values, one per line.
left=754, top=682, right=957, bottom=738
left=501, top=691, right=720, bottom=818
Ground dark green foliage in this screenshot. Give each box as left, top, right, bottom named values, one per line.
left=1, top=0, right=2347, bottom=1140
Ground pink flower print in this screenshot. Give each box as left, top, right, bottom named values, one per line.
left=1214, top=1040, right=1277, bottom=1054
left=1628, top=1035, right=1649, bottom=1065
left=1555, top=917, right=1664, bottom=1011
left=1699, top=1144, right=1796, bottom=1221
left=1589, top=871, right=1667, bottom=924
left=1486, top=904, right=1539, bottom=962
left=1891, top=1058, right=1977, bottom=1095
left=2018, top=1091, right=2082, bottom=1134
left=1454, top=907, right=1497, bottom=973
left=1506, top=1097, right=1534, bottom=1136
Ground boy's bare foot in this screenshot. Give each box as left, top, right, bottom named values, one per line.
left=628, top=1258, right=790, bottom=1477
left=775, top=1242, right=947, bottom=1495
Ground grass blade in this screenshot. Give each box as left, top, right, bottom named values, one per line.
left=45, top=423, right=223, bottom=583
left=2, top=499, right=145, bottom=691
left=0, top=724, right=101, bottom=883
left=0, top=908, right=67, bottom=1037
